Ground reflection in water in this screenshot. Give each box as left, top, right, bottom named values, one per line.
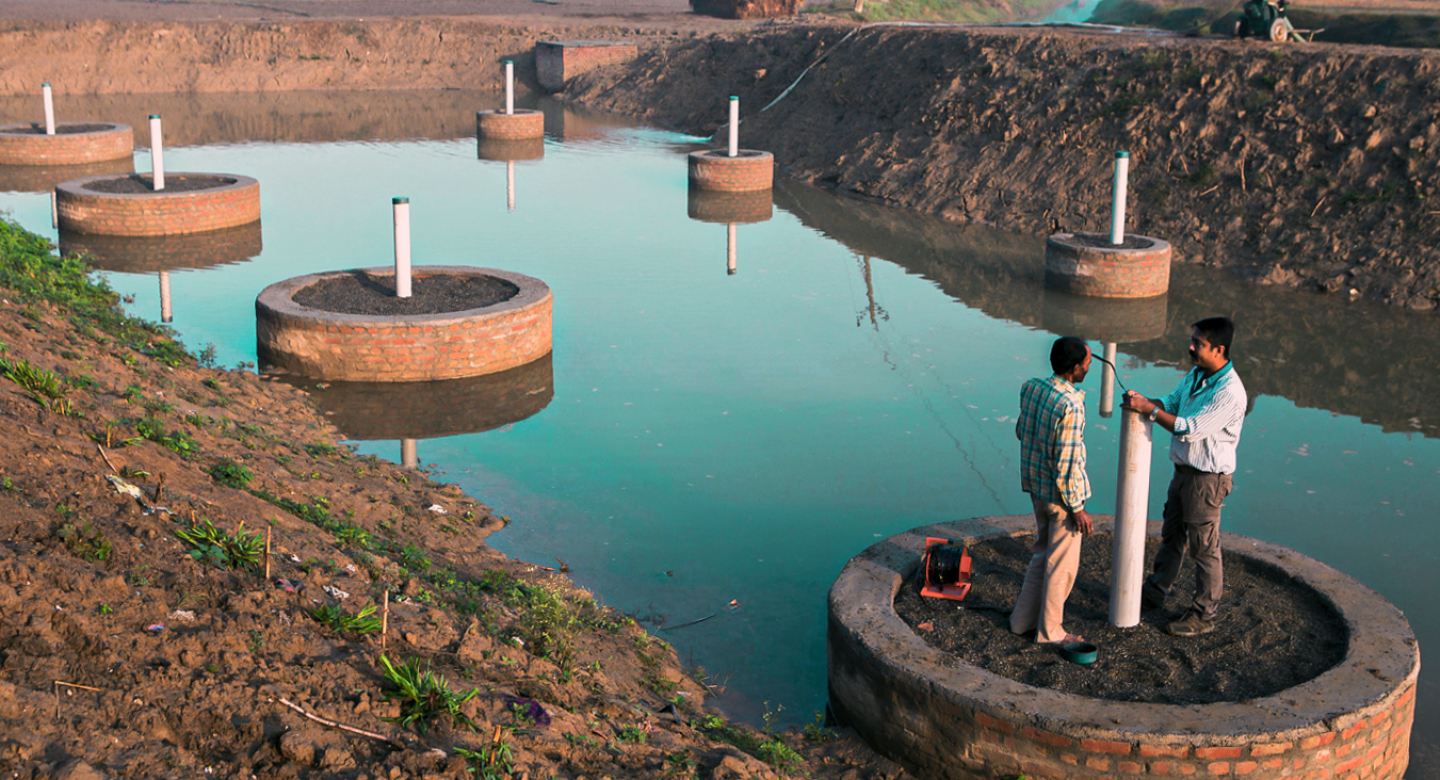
left=281, top=353, right=555, bottom=466
left=688, top=189, right=772, bottom=277
left=60, top=222, right=263, bottom=324
left=0, top=157, right=135, bottom=194
left=477, top=139, right=543, bottom=213
left=1042, top=289, right=1167, bottom=418
left=537, top=97, right=650, bottom=144
left=773, top=178, right=1440, bottom=437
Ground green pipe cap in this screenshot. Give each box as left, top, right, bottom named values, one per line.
left=393, top=197, right=410, bottom=204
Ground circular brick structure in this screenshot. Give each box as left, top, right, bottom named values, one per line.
left=829, top=514, right=1418, bottom=780
left=0, top=122, right=133, bottom=166
left=1045, top=231, right=1171, bottom=299
left=688, top=149, right=774, bottom=193
left=256, top=266, right=552, bottom=383
left=0, top=157, right=134, bottom=194
left=1041, top=288, right=1167, bottom=345
left=478, top=137, right=544, bottom=162
left=56, top=173, right=260, bottom=237
left=476, top=109, right=545, bottom=141
left=687, top=188, right=773, bottom=225
left=60, top=221, right=263, bottom=274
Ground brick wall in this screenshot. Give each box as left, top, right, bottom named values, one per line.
left=0, top=122, right=132, bottom=165
left=56, top=174, right=261, bottom=237
left=0, top=156, right=133, bottom=194
left=59, top=220, right=263, bottom=273
left=1045, top=232, right=1172, bottom=299
left=688, top=150, right=774, bottom=193
left=476, top=109, right=544, bottom=141
left=477, top=137, right=544, bottom=162
left=257, top=267, right=553, bottom=383
left=688, top=188, right=774, bottom=225
left=535, top=41, right=638, bottom=93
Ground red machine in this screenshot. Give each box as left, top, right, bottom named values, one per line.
left=919, top=537, right=972, bottom=602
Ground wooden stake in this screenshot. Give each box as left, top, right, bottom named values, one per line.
left=381, top=590, right=389, bottom=650
left=96, top=444, right=118, bottom=474
left=264, top=526, right=272, bottom=580
left=1240, top=154, right=1247, bottom=194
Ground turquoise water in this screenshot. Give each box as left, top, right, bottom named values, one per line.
left=2, top=93, right=1438, bottom=773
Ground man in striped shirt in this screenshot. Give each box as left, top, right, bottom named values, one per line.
left=1123, top=317, right=1248, bottom=637
left=1011, top=337, right=1095, bottom=645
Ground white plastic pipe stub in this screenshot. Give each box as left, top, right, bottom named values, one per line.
left=149, top=115, right=165, bottom=191
left=728, top=96, right=739, bottom=159
left=41, top=83, right=55, bottom=136
left=1111, top=150, right=1130, bottom=246
left=1109, top=406, right=1152, bottom=628
left=393, top=197, right=412, bottom=299
left=505, top=60, right=515, bottom=116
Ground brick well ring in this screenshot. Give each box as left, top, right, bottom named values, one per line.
left=828, top=514, right=1418, bottom=780
left=1045, top=231, right=1171, bottom=299
left=0, top=122, right=133, bottom=166
left=688, top=149, right=774, bottom=193
left=56, top=173, right=260, bottom=237
left=255, top=266, right=552, bottom=383
left=476, top=109, right=545, bottom=141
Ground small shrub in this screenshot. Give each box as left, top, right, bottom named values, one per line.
left=58, top=522, right=111, bottom=562
left=0, top=357, right=75, bottom=415
left=377, top=654, right=479, bottom=735
left=175, top=518, right=264, bottom=572
left=207, top=459, right=253, bottom=489
left=310, top=602, right=383, bottom=635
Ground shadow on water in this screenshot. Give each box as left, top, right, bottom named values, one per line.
left=774, top=178, right=1440, bottom=438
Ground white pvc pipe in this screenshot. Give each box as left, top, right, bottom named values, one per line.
left=1109, top=407, right=1153, bottom=628
left=41, top=83, right=55, bottom=136
left=393, top=197, right=412, bottom=298
left=159, top=271, right=173, bottom=323
left=727, top=223, right=737, bottom=276
left=1098, top=341, right=1117, bottom=419
left=505, top=60, right=514, bottom=116
left=506, top=161, right=515, bottom=212
left=401, top=438, right=418, bottom=469
left=1111, top=150, right=1129, bottom=245
left=50, top=191, right=58, bottom=229
left=149, top=115, right=165, bottom=191
left=728, top=96, right=739, bottom=158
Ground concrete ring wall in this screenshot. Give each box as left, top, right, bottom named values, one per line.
left=828, top=514, right=1418, bottom=780
left=1045, top=231, right=1171, bottom=299
left=0, top=122, right=133, bottom=165
left=476, top=109, right=545, bottom=141
left=56, top=173, right=260, bottom=237
left=256, top=266, right=553, bottom=383
left=688, top=149, right=774, bottom=193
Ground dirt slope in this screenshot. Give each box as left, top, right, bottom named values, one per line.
left=564, top=23, right=1440, bottom=311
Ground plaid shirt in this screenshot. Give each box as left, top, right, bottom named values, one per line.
left=1015, top=375, right=1091, bottom=511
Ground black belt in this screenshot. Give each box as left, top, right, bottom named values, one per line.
left=1174, top=463, right=1219, bottom=476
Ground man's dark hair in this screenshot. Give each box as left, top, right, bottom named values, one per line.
left=1050, top=337, right=1090, bottom=375
left=1193, top=317, right=1236, bottom=359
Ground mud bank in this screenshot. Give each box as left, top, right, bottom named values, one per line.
left=565, top=24, right=1440, bottom=311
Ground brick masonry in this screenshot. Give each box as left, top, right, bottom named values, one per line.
left=535, top=41, right=638, bottom=93
left=59, top=220, right=263, bottom=274
left=688, top=149, right=774, bottom=193
left=1045, top=231, right=1172, bottom=298
left=286, top=351, right=554, bottom=441
left=0, top=122, right=133, bottom=165
left=828, top=515, right=1420, bottom=780
left=256, top=266, right=553, bottom=383
left=55, top=173, right=261, bottom=237
left=477, top=137, right=544, bottom=162
left=0, top=156, right=133, bottom=194
left=476, top=109, right=545, bottom=141
left=687, top=188, right=774, bottom=225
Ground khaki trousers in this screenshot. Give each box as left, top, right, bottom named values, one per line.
left=1010, top=497, right=1083, bottom=644
left=1142, top=466, right=1233, bottom=620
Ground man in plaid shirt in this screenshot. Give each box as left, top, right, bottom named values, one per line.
left=1011, top=336, right=1095, bottom=645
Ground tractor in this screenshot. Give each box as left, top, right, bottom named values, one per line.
left=1232, top=0, right=1322, bottom=42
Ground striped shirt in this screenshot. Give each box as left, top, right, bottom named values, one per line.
left=1159, top=363, right=1248, bottom=475
left=1015, top=375, right=1090, bottom=512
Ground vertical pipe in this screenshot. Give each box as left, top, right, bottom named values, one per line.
left=1111, top=150, right=1129, bottom=245
left=50, top=190, right=58, bottom=229
left=393, top=197, right=412, bottom=298
left=1098, top=341, right=1117, bottom=419
left=727, top=223, right=737, bottom=276
left=507, top=161, right=516, bottom=212
left=1109, top=407, right=1153, bottom=628
left=149, top=115, right=165, bottom=191
left=728, top=96, right=739, bottom=158
left=159, top=271, right=173, bottom=323
left=505, top=60, right=515, bottom=116
left=41, top=83, right=55, bottom=136
left=401, top=438, right=418, bottom=470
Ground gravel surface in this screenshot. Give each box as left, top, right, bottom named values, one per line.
left=80, top=174, right=236, bottom=193
left=894, top=532, right=1347, bottom=704
left=293, top=270, right=519, bottom=315
left=0, top=122, right=114, bottom=134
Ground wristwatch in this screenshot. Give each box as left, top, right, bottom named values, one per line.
left=1149, top=406, right=1161, bottom=422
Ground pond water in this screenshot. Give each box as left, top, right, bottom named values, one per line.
left=1, top=91, right=1438, bottom=773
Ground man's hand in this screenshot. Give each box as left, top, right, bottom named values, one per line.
left=1073, top=508, right=1094, bottom=537
left=1122, top=390, right=1155, bottom=414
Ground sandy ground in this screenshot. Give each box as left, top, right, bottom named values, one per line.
left=0, top=0, right=693, bottom=22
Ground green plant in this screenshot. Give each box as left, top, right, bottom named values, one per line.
left=803, top=710, right=837, bottom=743
left=616, top=724, right=648, bottom=744
left=207, top=459, right=253, bottom=489
left=175, top=518, right=264, bottom=572
left=310, top=602, right=383, bottom=636
left=377, top=654, right=479, bottom=735
left=0, top=357, right=75, bottom=415
left=133, top=416, right=198, bottom=459
left=455, top=737, right=513, bottom=780
left=197, top=344, right=218, bottom=368
left=756, top=739, right=804, bottom=773
left=58, top=521, right=111, bottom=562
left=0, top=476, right=13, bottom=493
left=247, top=629, right=266, bottom=653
